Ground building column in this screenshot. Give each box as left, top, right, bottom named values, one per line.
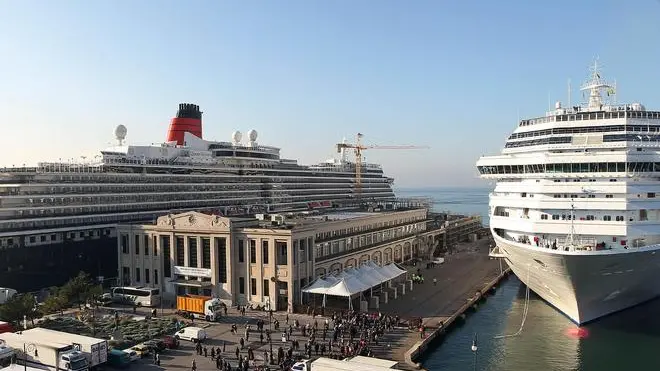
left=196, top=236, right=202, bottom=268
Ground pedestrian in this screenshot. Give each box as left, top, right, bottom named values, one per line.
left=155, top=353, right=160, bottom=366
left=433, top=277, right=437, bottom=285
left=192, top=359, right=197, bottom=371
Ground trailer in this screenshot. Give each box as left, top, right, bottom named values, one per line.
left=1, top=364, right=55, bottom=371
left=0, top=332, right=88, bottom=371
left=23, top=328, right=107, bottom=370
left=176, top=295, right=223, bottom=321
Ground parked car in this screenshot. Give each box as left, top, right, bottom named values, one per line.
left=162, top=335, right=180, bottom=349
left=129, top=344, right=151, bottom=358
left=143, top=340, right=167, bottom=354
left=122, top=349, right=139, bottom=362
left=174, top=327, right=207, bottom=343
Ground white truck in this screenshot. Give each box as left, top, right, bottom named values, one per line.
left=0, top=332, right=88, bottom=371
left=22, top=329, right=107, bottom=370
left=1, top=364, right=56, bottom=371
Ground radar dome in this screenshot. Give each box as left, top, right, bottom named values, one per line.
left=114, top=124, right=127, bottom=140
left=232, top=130, right=243, bottom=143
left=247, top=129, right=258, bottom=142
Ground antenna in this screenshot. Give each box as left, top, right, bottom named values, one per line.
left=567, top=78, right=572, bottom=107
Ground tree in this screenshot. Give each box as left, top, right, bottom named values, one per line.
left=40, top=294, right=67, bottom=315
left=59, top=271, right=100, bottom=308
left=0, top=294, right=39, bottom=327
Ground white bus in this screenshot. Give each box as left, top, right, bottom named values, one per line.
left=109, top=287, right=161, bottom=307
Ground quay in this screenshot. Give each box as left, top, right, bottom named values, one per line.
left=380, top=237, right=510, bottom=370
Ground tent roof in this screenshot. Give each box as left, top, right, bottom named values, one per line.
left=325, top=275, right=371, bottom=297
left=302, top=277, right=334, bottom=294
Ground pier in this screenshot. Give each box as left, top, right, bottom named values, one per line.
left=371, top=236, right=510, bottom=370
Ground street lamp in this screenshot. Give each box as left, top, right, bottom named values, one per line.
left=471, top=333, right=478, bottom=371
left=267, top=297, right=273, bottom=362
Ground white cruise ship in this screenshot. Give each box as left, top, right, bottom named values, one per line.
left=476, top=62, right=660, bottom=324
left=0, top=103, right=396, bottom=292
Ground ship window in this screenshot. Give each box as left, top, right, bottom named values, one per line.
left=552, top=215, right=560, bottom=220
left=603, top=215, right=612, bottom=221
left=648, top=193, right=656, bottom=198
left=606, top=194, right=613, bottom=198
left=541, top=214, right=548, bottom=220
left=586, top=215, right=595, bottom=221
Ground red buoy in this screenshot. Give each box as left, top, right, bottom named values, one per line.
left=565, top=327, right=589, bottom=339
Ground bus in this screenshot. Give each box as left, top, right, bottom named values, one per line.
left=109, top=287, right=161, bottom=307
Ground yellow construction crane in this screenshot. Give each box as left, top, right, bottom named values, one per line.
left=336, top=133, right=428, bottom=197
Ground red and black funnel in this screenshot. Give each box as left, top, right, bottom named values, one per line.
left=166, top=103, right=203, bottom=145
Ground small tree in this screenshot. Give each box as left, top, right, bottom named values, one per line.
left=0, top=294, right=39, bottom=327
left=40, top=294, right=67, bottom=315
left=59, top=271, right=98, bottom=308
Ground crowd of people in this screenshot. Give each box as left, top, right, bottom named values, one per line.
left=180, top=307, right=407, bottom=370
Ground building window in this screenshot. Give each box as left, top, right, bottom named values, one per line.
left=122, top=266, right=130, bottom=285
left=175, top=237, right=185, bottom=266
left=162, top=236, right=171, bottom=277
left=276, top=240, right=288, bottom=265
left=649, top=193, right=656, bottom=198
left=262, top=240, right=269, bottom=264
left=135, top=268, right=141, bottom=282
left=215, top=237, right=227, bottom=283
left=135, top=235, right=140, bottom=255
left=603, top=215, right=612, bottom=221
left=251, top=278, right=257, bottom=295
left=552, top=215, right=559, bottom=220
left=238, top=239, right=245, bottom=263
left=239, top=277, right=245, bottom=294
left=153, top=236, right=158, bottom=256
left=616, top=216, right=624, bottom=221
left=144, top=235, right=149, bottom=255
left=154, top=269, right=159, bottom=285
left=188, top=237, right=198, bottom=267
left=250, top=240, right=257, bottom=264
left=606, top=194, right=613, bottom=198
left=145, top=268, right=150, bottom=283
left=202, top=238, right=211, bottom=269
left=540, top=214, right=548, bottom=220
left=263, top=279, right=270, bottom=297
left=121, top=234, right=129, bottom=254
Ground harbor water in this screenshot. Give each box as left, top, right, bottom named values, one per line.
left=396, top=187, right=660, bottom=370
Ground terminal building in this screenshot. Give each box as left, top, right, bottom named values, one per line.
left=116, top=203, right=480, bottom=312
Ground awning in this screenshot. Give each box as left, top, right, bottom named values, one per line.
left=169, top=278, right=214, bottom=287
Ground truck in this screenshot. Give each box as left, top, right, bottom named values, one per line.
left=1, top=364, right=57, bottom=371
left=0, top=289, right=17, bottom=305
left=0, top=342, right=15, bottom=368
left=0, top=332, right=88, bottom=371
left=176, top=295, right=223, bottom=321
left=22, top=328, right=107, bottom=370
left=0, top=322, right=14, bottom=335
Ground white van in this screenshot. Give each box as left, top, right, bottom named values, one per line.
left=174, top=327, right=207, bottom=343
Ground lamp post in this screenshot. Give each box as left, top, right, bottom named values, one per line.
left=24, top=343, right=36, bottom=371
left=471, top=333, right=478, bottom=371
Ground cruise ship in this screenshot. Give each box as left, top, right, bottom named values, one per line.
left=477, top=61, right=660, bottom=324
left=0, top=103, right=396, bottom=292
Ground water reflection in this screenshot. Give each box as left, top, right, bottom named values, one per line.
left=421, top=276, right=660, bottom=371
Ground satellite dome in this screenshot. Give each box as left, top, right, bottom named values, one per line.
left=114, top=125, right=127, bottom=141
left=232, top=130, right=243, bottom=143
left=247, top=129, right=258, bottom=142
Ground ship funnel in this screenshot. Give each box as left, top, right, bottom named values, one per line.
left=166, top=103, right=203, bottom=145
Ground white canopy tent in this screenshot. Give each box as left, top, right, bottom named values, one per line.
left=302, top=261, right=408, bottom=310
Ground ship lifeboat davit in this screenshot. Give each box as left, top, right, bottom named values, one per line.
left=166, top=103, right=203, bottom=145
left=565, top=326, right=589, bottom=339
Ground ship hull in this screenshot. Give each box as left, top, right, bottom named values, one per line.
left=493, top=233, right=660, bottom=324
left=0, top=237, right=118, bottom=293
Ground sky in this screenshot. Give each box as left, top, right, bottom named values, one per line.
left=2, top=0, right=660, bottom=187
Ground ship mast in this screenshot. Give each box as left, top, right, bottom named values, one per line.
left=565, top=198, right=577, bottom=247
left=579, top=58, right=616, bottom=110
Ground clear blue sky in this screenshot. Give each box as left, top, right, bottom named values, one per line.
left=2, top=0, right=660, bottom=187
